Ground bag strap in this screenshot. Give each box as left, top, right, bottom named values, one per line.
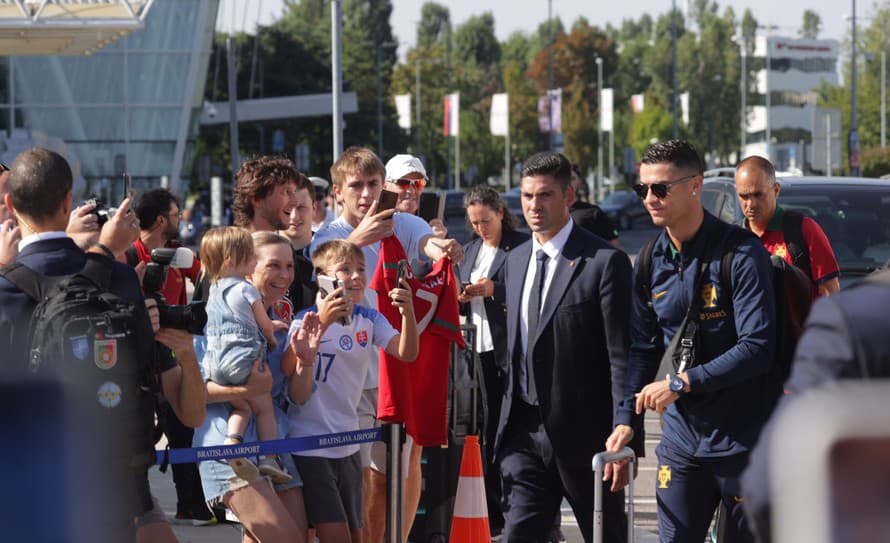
left=719, top=225, right=757, bottom=307
left=781, top=209, right=812, bottom=281
left=635, top=235, right=659, bottom=311
left=0, top=261, right=57, bottom=302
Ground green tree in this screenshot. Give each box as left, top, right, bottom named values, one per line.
left=417, top=2, right=451, bottom=49
left=800, top=9, right=822, bottom=39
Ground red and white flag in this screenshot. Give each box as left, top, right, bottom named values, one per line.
left=443, top=92, right=460, bottom=136
left=631, top=94, right=645, bottom=113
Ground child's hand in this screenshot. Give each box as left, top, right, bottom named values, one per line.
left=317, top=287, right=350, bottom=326
left=389, top=278, right=414, bottom=316
left=291, top=312, right=323, bottom=363
left=271, top=319, right=289, bottom=333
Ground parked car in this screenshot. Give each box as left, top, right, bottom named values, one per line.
left=702, top=176, right=890, bottom=285
left=599, top=190, right=651, bottom=230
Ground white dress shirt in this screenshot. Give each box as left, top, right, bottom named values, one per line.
left=468, top=242, right=497, bottom=352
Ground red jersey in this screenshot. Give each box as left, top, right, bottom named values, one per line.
left=750, top=207, right=840, bottom=294
left=132, top=239, right=201, bottom=305
left=370, top=236, right=465, bottom=447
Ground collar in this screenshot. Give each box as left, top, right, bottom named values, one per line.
left=531, top=217, right=574, bottom=261
left=19, top=231, right=70, bottom=252
left=743, top=204, right=784, bottom=232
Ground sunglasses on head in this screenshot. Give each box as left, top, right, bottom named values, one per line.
left=392, top=177, right=426, bottom=189
left=632, top=174, right=697, bottom=199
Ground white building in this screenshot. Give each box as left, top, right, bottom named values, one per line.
left=744, top=36, right=840, bottom=172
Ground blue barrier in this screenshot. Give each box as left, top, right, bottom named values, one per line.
left=155, top=427, right=384, bottom=465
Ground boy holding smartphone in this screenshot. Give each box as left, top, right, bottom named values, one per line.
left=282, top=239, right=418, bottom=542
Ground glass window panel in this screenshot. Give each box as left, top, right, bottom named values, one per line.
left=126, top=0, right=199, bottom=51
left=14, top=55, right=124, bottom=104
left=127, top=53, right=190, bottom=104
left=19, top=107, right=125, bottom=141
left=129, top=108, right=180, bottom=140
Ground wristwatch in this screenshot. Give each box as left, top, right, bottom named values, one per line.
left=669, top=374, right=687, bottom=396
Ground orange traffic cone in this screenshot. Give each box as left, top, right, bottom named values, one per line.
left=449, top=435, right=491, bottom=543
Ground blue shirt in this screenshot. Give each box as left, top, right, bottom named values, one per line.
left=617, top=211, right=781, bottom=457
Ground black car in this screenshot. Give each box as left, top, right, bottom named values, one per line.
left=702, top=176, right=890, bottom=285
left=599, top=190, right=651, bottom=230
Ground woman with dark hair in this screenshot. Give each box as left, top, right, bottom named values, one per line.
left=457, top=186, right=529, bottom=537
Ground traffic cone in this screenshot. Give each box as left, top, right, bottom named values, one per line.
left=449, top=435, right=491, bottom=543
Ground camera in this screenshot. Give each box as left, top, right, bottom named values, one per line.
left=87, top=198, right=118, bottom=227
left=143, top=247, right=207, bottom=335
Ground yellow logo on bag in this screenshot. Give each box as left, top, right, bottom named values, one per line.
left=700, top=283, right=718, bottom=309
left=658, top=465, right=672, bottom=489
left=775, top=244, right=788, bottom=258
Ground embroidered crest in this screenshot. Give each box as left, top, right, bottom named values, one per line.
left=94, top=339, right=118, bottom=370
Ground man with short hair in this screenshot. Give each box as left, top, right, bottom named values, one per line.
left=311, top=146, right=463, bottom=543
left=610, top=140, right=780, bottom=542
left=568, top=163, right=620, bottom=248
left=0, top=148, right=205, bottom=542
left=281, top=176, right=316, bottom=257
left=310, top=176, right=335, bottom=232
left=734, top=155, right=840, bottom=297
left=497, top=151, right=634, bottom=543
left=384, top=154, right=447, bottom=239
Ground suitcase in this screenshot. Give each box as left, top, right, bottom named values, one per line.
left=592, top=447, right=636, bottom=543
left=408, top=324, right=482, bottom=543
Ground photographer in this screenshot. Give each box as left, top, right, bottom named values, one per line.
left=0, top=148, right=205, bottom=542
left=127, top=189, right=211, bottom=528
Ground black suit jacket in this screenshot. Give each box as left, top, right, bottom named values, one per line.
left=496, top=224, right=636, bottom=466
left=458, top=229, right=531, bottom=371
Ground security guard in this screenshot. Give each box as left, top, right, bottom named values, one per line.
left=607, top=140, right=782, bottom=542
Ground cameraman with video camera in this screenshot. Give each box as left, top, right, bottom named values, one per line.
left=127, top=188, right=214, bottom=530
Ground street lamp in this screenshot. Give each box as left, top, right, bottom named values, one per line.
left=376, top=40, right=397, bottom=158
left=851, top=0, right=861, bottom=175
left=671, top=0, right=678, bottom=139
left=547, top=0, right=554, bottom=151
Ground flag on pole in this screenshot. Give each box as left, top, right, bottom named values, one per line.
left=680, top=92, right=690, bottom=126
left=443, top=92, right=460, bottom=136
left=536, top=89, right=562, bottom=133
left=490, top=93, right=509, bottom=136
left=600, top=88, right=614, bottom=132
left=395, top=94, right=411, bottom=129
left=631, top=94, right=645, bottom=113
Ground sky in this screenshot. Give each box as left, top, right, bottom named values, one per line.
left=217, top=0, right=867, bottom=57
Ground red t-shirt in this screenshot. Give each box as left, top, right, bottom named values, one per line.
left=132, top=239, right=202, bottom=305
left=752, top=208, right=840, bottom=294
left=370, top=236, right=465, bottom=447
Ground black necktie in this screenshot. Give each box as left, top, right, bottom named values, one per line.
left=525, top=249, right=548, bottom=404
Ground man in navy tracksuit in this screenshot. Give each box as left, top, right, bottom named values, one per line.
left=606, top=141, right=782, bottom=542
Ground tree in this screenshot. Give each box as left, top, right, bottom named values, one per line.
left=416, top=2, right=450, bottom=49
left=801, top=9, right=822, bottom=39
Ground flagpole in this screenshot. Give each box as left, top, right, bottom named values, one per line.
left=505, top=127, right=511, bottom=190
left=455, top=131, right=460, bottom=190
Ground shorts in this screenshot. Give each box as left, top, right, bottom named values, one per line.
left=293, top=453, right=363, bottom=530
left=358, top=387, right=414, bottom=476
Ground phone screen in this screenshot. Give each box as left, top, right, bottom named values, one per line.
left=418, top=193, right=440, bottom=222
left=123, top=173, right=132, bottom=198
left=377, top=189, right=399, bottom=212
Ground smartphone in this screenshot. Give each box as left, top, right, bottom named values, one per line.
left=396, top=259, right=409, bottom=285
left=318, top=275, right=350, bottom=326
left=377, top=189, right=399, bottom=212
left=337, top=279, right=352, bottom=325
left=123, top=173, right=132, bottom=198
left=417, top=192, right=440, bottom=222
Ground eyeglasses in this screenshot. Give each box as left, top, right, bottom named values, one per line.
left=632, top=174, right=697, bottom=199
left=392, top=177, right=426, bottom=190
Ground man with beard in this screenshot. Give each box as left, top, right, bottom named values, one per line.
left=230, top=156, right=316, bottom=314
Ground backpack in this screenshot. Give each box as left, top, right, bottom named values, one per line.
left=0, top=254, right=159, bottom=470
left=779, top=209, right=812, bottom=283
left=637, top=222, right=813, bottom=381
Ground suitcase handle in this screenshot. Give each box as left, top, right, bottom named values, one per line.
left=592, top=447, right=636, bottom=543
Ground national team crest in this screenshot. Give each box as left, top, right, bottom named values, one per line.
left=69, top=335, right=89, bottom=361
left=700, top=283, right=718, bottom=309
left=339, top=334, right=354, bottom=351
left=658, top=464, right=672, bottom=489
left=97, top=382, right=122, bottom=408
left=273, top=298, right=294, bottom=325
left=356, top=330, right=369, bottom=348
left=775, top=244, right=788, bottom=258
left=94, top=339, right=118, bottom=370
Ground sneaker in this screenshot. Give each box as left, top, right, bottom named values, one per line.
left=227, top=456, right=260, bottom=482
left=171, top=505, right=218, bottom=527
left=259, top=456, right=293, bottom=484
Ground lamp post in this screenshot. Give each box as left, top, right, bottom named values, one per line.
left=547, top=0, right=554, bottom=151
left=671, top=0, right=678, bottom=139
left=596, top=57, right=603, bottom=198
left=376, top=40, right=397, bottom=158
left=851, top=0, right=861, bottom=175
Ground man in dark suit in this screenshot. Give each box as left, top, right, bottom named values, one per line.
left=568, top=163, right=620, bottom=247
left=497, top=151, right=635, bottom=542
left=741, top=270, right=890, bottom=542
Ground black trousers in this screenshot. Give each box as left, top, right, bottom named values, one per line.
left=478, top=350, right=506, bottom=530
left=498, top=399, right=627, bottom=543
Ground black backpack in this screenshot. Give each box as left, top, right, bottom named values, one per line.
left=0, top=254, right=158, bottom=470
left=637, top=223, right=813, bottom=381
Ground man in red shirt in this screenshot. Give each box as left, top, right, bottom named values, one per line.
left=130, top=188, right=209, bottom=526
left=735, top=156, right=840, bottom=297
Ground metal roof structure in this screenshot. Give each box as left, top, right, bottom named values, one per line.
left=0, top=0, right=153, bottom=56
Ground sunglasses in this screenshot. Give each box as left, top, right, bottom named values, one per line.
left=632, top=174, right=697, bottom=199
left=392, top=177, right=426, bottom=189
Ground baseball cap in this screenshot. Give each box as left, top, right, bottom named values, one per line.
left=309, top=176, right=329, bottom=200
left=385, top=154, right=427, bottom=181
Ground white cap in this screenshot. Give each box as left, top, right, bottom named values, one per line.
left=384, top=154, right=427, bottom=181
left=309, top=176, right=330, bottom=190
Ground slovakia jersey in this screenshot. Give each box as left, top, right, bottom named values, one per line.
left=371, top=236, right=465, bottom=447
left=285, top=305, right=397, bottom=458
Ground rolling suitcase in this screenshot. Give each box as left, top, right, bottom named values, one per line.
left=592, top=447, right=636, bottom=543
